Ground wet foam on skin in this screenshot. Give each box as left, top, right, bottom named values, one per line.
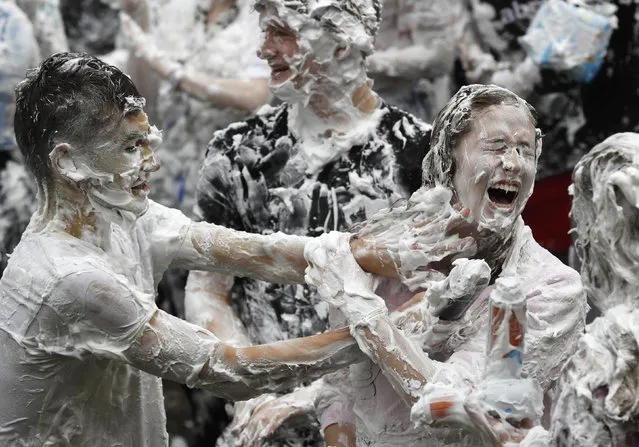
left=452, top=104, right=537, bottom=234
left=50, top=99, right=162, bottom=227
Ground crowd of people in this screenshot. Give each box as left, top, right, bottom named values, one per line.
left=1, top=0, right=638, bottom=446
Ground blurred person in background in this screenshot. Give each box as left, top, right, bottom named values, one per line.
left=185, top=0, right=432, bottom=445
left=367, top=0, right=464, bottom=123
left=1, top=0, right=67, bottom=275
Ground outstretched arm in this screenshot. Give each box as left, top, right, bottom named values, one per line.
left=176, top=185, right=477, bottom=286
left=52, top=267, right=364, bottom=401
left=173, top=222, right=396, bottom=285
left=127, top=308, right=364, bottom=400
left=173, top=74, right=269, bottom=113
left=119, top=12, right=270, bottom=112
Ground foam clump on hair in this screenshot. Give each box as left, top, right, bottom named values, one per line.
left=570, top=132, right=639, bottom=312
left=255, top=0, right=382, bottom=54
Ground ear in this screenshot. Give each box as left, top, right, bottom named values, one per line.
left=49, top=143, right=87, bottom=183
left=334, top=45, right=348, bottom=60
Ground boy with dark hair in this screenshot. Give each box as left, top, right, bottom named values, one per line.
left=0, top=52, right=420, bottom=446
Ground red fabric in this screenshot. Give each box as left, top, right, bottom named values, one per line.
left=522, top=172, right=573, bottom=252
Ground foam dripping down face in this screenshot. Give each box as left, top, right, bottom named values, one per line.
left=256, top=2, right=371, bottom=108
left=452, top=105, right=536, bottom=232
left=60, top=103, right=162, bottom=218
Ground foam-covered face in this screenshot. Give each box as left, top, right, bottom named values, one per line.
left=452, top=105, right=537, bottom=232
left=257, top=7, right=365, bottom=106
left=62, top=108, right=162, bottom=218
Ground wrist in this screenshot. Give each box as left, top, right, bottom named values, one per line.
left=168, top=64, right=184, bottom=89
left=350, top=235, right=398, bottom=277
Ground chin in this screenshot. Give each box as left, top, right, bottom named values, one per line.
left=478, top=201, right=521, bottom=233
left=88, top=187, right=150, bottom=221
left=127, top=198, right=150, bottom=218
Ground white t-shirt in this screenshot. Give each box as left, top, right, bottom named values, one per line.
left=0, top=201, right=191, bottom=446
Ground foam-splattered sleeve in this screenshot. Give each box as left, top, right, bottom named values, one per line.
left=194, top=125, right=250, bottom=230
left=43, top=268, right=159, bottom=360
left=385, top=108, right=432, bottom=193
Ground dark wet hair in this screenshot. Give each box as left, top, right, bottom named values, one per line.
left=422, top=84, right=542, bottom=189
left=14, top=52, right=142, bottom=198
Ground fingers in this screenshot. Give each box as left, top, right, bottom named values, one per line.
left=234, top=402, right=304, bottom=447
left=463, top=399, right=503, bottom=447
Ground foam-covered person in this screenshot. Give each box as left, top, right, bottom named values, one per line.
left=304, top=84, right=587, bottom=445
left=184, top=0, right=433, bottom=445
left=367, top=0, right=465, bottom=122
left=545, top=133, right=639, bottom=445
left=0, top=52, right=437, bottom=446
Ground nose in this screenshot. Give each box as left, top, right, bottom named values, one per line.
left=258, top=33, right=276, bottom=60
left=141, top=146, right=161, bottom=173
left=502, top=147, right=521, bottom=174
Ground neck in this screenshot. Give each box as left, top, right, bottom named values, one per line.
left=40, top=181, right=111, bottom=246
left=475, top=223, right=517, bottom=279
left=293, top=82, right=378, bottom=137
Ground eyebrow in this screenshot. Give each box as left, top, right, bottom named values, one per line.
left=484, top=137, right=532, bottom=148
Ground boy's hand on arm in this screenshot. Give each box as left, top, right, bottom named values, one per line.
left=351, top=186, right=477, bottom=290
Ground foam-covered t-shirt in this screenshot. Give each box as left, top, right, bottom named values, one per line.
left=0, top=201, right=191, bottom=446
